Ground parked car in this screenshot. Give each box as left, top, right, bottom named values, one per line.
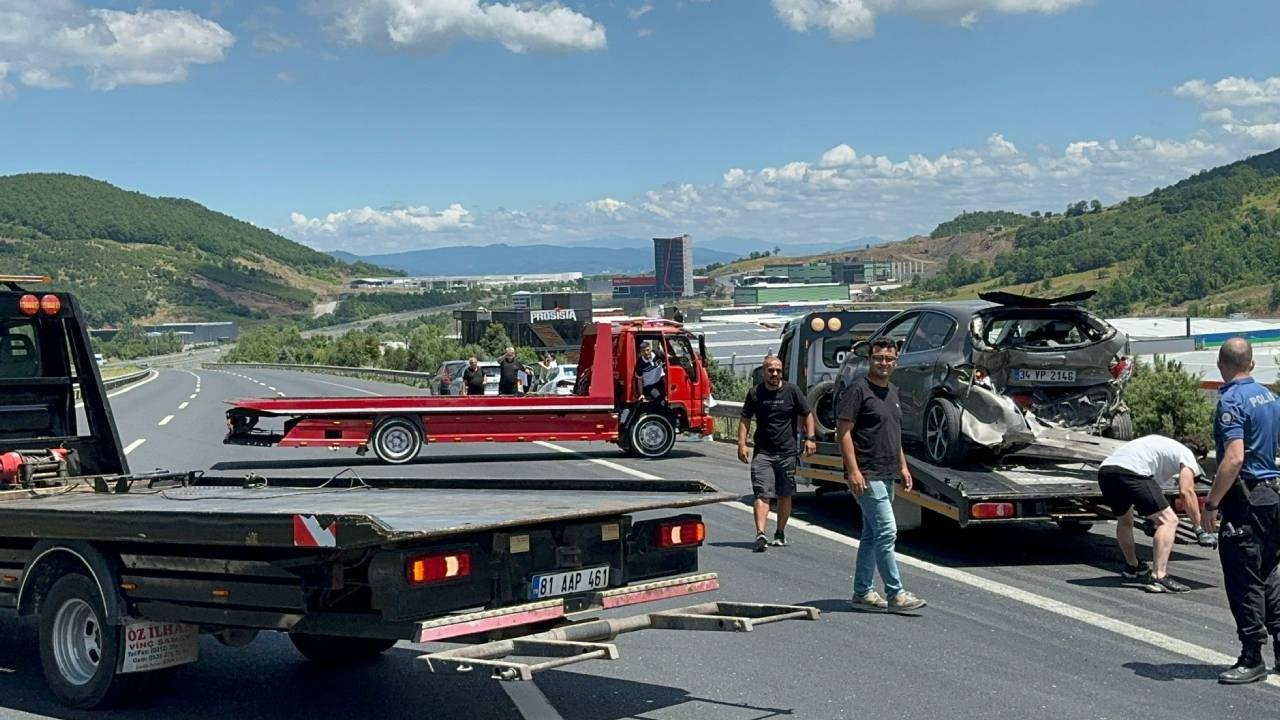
left=535, top=365, right=578, bottom=395
left=449, top=361, right=500, bottom=396
left=834, top=290, right=1133, bottom=466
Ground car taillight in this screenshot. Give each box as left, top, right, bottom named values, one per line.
left=655, top=520, right=705, bottom=548
left=971, top=502, right=1015, bottom=519
left=406, top=552, right=471, bottom=585
left=17, top=294, right=39, bottom=315
left=1110, top=356, right=1132, bottom=382
left=40, top=294, right=61, bottom=315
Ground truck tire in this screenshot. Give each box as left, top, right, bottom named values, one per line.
left=289, top=634, right=397, bottom=665
left=629, top=414, right=676, bottom=458
left=1104, top=411, right=1134, bottom=441
left=38, top=574, right=162, bottom=709
left=806, top=381, right=838, bottom=439
left=922, top=397, right=967, bottom=467
left=371, top=417, right=422, bottom=464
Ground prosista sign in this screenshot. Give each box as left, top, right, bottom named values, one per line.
left=530, top=309, right=577, bottom=322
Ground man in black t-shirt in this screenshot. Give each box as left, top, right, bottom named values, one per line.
left=836, top=338, right=926, bottom=614
left=462, top=356, right=487, bottom=396
left=498, top=346, right=525, bottom=395
left=738, top=355, right=816, bottom=553
left=634, top=341, right=666, bottom=402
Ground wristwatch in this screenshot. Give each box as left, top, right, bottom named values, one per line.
left=1205, top=500, right=1218, bottom=512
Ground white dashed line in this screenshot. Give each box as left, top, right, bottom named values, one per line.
left=267, top=386, right=277, bottom=391
left=158, top=415, right=174, bottom=426
left=123, top=438, right=146, bottom=455
left=534, top=441, right=661, bottom=480
left=190, top=394, right=198, bottom=400
left=178, top=402, right=189, bottom=410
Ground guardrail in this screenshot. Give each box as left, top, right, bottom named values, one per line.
left=202, top=362, right=435, bottom=384
left=103, top=368, right=151, bottom=390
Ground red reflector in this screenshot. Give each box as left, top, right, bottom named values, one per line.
left=39, top=294, right=60, bottom=315
left=655, top=520, right=705, bottom=548
left=17, top=294, right=39, bottom=315
left=971, top=502, right=1015, bottom=519
left=406, top=552, right=472, bottom=585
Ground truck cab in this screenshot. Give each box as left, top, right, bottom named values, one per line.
left=605, top=320, right=715, bottom=457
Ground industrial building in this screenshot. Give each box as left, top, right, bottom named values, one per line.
left=654, top=234, right=694, bottom=297
left=732, top=283, right=850, bottom=305
left=611, top=275, right=710, bottom=301
left=454, top=291, right=593, bottom=355
left=349, top=273, right=582, bottom=291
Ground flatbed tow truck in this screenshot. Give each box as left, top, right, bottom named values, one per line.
left=0, top=277, right=814, bottom=709
left=772, top=308, right=1206, bottom=530
left=224, top=320, right=715, bottom=462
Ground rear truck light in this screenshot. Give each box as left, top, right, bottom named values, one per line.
left=971, top=502, right=1015, bottom=519
left=1110, top=355, right=1133, bottom=382
left=39, top=294, right=60, bottom=315
left=17, top=294, right=39, bottom=315
left=655, top=520, right=705, bottom=548
left=407, top=552, right=472, bottom=585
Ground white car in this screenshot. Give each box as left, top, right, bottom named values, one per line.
left=535, top=366, right=578, bottom=395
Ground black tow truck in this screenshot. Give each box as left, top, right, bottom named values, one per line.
left=0, top=276, right=816, bottom=709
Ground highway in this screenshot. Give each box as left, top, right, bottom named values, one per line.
left=3, top=365, right=1279, bottom=719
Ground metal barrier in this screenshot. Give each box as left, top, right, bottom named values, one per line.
left=202, top=362, right=434, bottom=383
left=75, top=368, right=152, bottom=402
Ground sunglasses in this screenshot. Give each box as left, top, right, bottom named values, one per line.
left=765, top=368, right=783, bottom=374
left=871, top=356, right=898, bottom=364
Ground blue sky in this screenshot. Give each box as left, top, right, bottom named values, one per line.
left=2, top=0, right=1279, bottom=255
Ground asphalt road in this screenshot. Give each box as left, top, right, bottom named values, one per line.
left=5, top=365, right=1280, bottom=719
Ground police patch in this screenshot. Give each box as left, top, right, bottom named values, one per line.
left=1221, top=411, right=1234, bottom=424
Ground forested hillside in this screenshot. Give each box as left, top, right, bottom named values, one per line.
left=0, top=174, right=391, bottom=325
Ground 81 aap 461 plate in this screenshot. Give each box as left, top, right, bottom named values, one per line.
left=531, top=565, right=609, bottom=599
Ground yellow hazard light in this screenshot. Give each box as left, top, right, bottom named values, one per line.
left=39, top=294, right=60, bottom=315
left=0, top=275, right=49, bottom=284
left=120, top=582, right=138, bottom=591
left=828, top=317, right=843, bottom=332
left=18, top=294, right=39, bottom=315
left=212, top=589, right=230, bottom=597
left=810, top=317, right=826, bottom=332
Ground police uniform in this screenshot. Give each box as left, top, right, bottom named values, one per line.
left=1214, top=376, right=1280, bottom=665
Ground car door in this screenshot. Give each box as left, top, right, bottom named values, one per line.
left=898, top=311, right=958, bottom=437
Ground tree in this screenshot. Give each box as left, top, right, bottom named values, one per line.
left=1268, top=284, right=1280, bottom=313
left=1124, top=356, right=1213, bottom=442
left=479, top=323, right=513, bottom=358
left=773, top=246, right=781, bottom=256
left=1089, top=199, right=1103, bottom=213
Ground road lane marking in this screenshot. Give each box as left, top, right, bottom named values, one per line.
left=74, top=370, right=160, bottom=409
left=158, top=415, right=174, bottom=426
left=501, top=681, right=564, bottom=720
left=720, top=502, right=1278, bottom=685
left=123, top=439, right=146, bottom=455
left=534, top=441, right=661, bottom=480
left=178, top=401, right=189, bottom=410
left=303, top=377, right=383, bottom=396
left=190, top=394, right=198, bottom=399
left=268, top=386, right=277, bottom=391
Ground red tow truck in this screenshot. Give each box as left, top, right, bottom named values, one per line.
left=225, top=319, right=716, bottom=463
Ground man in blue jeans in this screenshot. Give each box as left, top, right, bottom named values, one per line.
left=836, top=337, right=927, bottom=613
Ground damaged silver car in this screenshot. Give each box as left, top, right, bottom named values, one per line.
left=835, top=291, right=1133, bottom=467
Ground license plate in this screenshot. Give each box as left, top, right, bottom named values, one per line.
left=531, top=565, right=610, bottom=599
left=1013, top=368, right=1077, bottom=382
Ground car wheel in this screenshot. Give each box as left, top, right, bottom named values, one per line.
left=923, top=396, right=967, bottom=467
left=371, top=417, right=422, bottom=464
left=1104, top=411, right=1134, bottom=441
left=629, top=414, right=676, bottom=458
left=805, top=381, right=838, bottom=440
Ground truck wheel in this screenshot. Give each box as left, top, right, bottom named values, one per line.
left=38, top=574, right=149, bottom=709
left=1104, top=412, right=1134, bottom=441
left=923, top=397, right=967, bottom=467
left=371, top=417, right=422, bottom=464
left=806, top=381, right=838, bottom=439
left=289, top=634, right=397, bottom=665
left=630, top=414, right=676, bottom=458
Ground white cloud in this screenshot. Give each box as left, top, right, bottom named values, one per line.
left=281, top=71, right=1280, bottom=255
left=321, top=0, right=607, bottom=54
left=1175, top=76, right=1280, bottom=108
left=0, top=0, right=234, bottom=93
left=770, top=0, right=1090, bottom=40
left=628, top=3, right=655, bottom=20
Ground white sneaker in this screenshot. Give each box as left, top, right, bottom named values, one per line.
left=888, top=591, right=927, bottom=613
left=851, top=590, right=888, bottom=610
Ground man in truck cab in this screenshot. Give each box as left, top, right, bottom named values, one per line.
left=635, top=340, right=666, bottom=402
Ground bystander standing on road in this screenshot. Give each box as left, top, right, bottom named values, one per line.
left=635, top=341, right=666, bottom=402
left=737, top=355, right=816, bottom=553
left=1201, top=337, right=1280, bottom=684
left=498, top=346, right=525, bottom=396
left=538, top=353, right=558, bottom=385
left=1097, top=434, right=1205, bottom=593
left=836, top=338, right=927, bottom=613
left=462, top=356, right=486, bottom=396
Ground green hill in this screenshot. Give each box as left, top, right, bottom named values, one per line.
left=0, top=174, right=392, bottom=326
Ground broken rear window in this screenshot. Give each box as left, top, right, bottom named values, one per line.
left=973, top=309, right=1111, bottom=350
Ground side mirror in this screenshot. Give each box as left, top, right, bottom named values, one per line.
left=852, top=341, right=869, bottom=359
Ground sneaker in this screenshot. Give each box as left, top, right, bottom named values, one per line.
left=769, top=531, right=788, bottom=547
left=753, top=533, right=768, bottom=553
left=1141, top=574, right=1191, bottom=594
left=888, top=591, right=927, bottom=613
left=1194, top=527, right=1218, bottom=547
left=1120, top=560, right=1151, bottom=579
left=850, top=590, right=888, bottom=610
left=1219, top=657, right=1267, bottom=685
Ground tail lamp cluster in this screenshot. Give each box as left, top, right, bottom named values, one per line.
left=18, top=294, right=61, bottom=316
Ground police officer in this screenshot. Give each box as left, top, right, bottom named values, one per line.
left=1203, top=337, right=1280, bottom=684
